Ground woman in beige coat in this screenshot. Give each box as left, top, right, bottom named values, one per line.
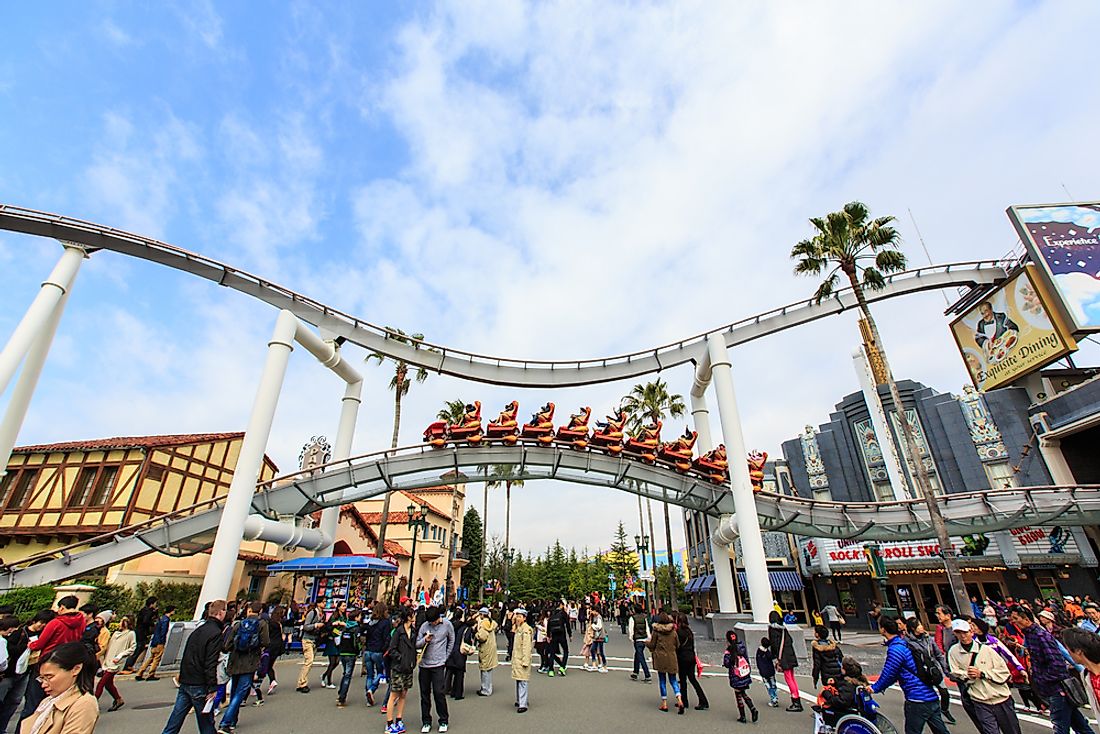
left=21, top=642, right=99, bottom=734
left=96, top=616, right=136, bottom=711
left=511, top=608, right=533, bottom=713
left=648, top=611, right=684, bottom=714
left=474, top=607, right=499, bottom=697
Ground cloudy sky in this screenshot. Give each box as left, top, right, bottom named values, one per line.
left=2, top=1, right=1098, bottom=556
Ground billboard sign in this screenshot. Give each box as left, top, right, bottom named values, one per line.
left=1008, top=202, right=1100, bottom=333
left=950, top=265, right=1076, bottom=392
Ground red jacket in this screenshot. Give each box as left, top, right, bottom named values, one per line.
left=28, top=612, right=86, bottom=656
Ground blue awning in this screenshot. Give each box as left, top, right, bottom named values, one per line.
left=737, top=570, right=804, bottom=592
left=266, top=555, right=398, bottom=575
left=684, top=577, right=700, bottom=593
left=695, top=574, right=716, bottom=592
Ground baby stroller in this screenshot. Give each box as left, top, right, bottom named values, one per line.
left=813, top=689, right=899, bottom=734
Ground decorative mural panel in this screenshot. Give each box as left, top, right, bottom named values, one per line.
left=800, top=426, right=829, bottom=489
left=958, top=385, right=1009, bottom=462
left=889, top=409, right=940, bottom=478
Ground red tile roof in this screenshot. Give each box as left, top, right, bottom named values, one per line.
left=13, top=432, right=246, bottom=454
left=327, top=505, right=412, bottom=558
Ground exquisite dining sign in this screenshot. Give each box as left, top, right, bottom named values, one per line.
left=950, top=265, right=1076, bottom=392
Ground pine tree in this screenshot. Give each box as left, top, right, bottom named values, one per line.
left=460, top=507, right=483, bottom=597
left=606, top=521, right=639, bottom=585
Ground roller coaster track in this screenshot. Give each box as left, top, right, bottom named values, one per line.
left=4, top=442, right=1100, bottom=589
left=0, top=204, right=1009, bottom=387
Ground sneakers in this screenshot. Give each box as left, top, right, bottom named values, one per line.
left=267, top=681, right=278, bottom=695
left=381, top=704, right=388, bottom=713
left=252, top=699, right=264, bottom=707
left=297, top=686, right=311, bottom=693
left=768, top=700, right=779, bottom=708
left=557, top=666, right=567, bottom=676
left=337, top=700, right=347, bottom=708
left=421, top=725, right=431, bottom=733
left=751, top=709, right=759, bottom=723
left=643, top=677, right=653, bottom=684
left=598, top=666, right=608, bottom=674
left=582, top=664, right=594, bottom=672
left=630, top=673, right=638, bottom=680
left=517, top=707, right=527, bottom=713
left=107, top=700, right=125, bottom=712
left=367, top=690, right=375, bottom=706
left=439, top=724, right=448, bottom=733
left=547, top=670, right=554, bottom=677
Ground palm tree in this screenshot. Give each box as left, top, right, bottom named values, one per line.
left=487, top=464, right=525, bottom=594
left=621, top=378, right=685, bottom=608
left=366, top=327, right=430, bottom=575
left=436, top=398, right=466, bottom=604
left=791, top=200, right=969, bottom=614
left=437, top=399, right=467, bottom=425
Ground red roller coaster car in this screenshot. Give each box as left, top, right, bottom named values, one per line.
left=590, top=408, right=627, bottom=455
left=658, top=428, right=697, bottom=472
left=623, top=420, right=661, bottom=463
left=423, top=400, right=483, bottom=447
left=693, top=444, right=728, bottom=484
left=555, top=406, right=591, bottom=449
left=520, top=402, right=555, bottom=444
left=486, top=400, right=520, bottom=444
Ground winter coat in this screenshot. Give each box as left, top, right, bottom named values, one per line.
left=870, top=635, right=938, bottom=702
left=446, top=623, right=471, bottom=670
left=756, top=645, right=776, bottom=679
left=511, top=622, right=533, bottom=681
left=475, top=617, right=498, bottom=671
left=17, top=686, right=98, bottom=734
left=28, top=612, right=86, bottom=658
left=223, top=617, right=271, bottom=677
left=363, top=615, right=391, bottom=653
left=812, top=639, right=843, bottom=686
left=821, top=676, right=863, bottom=715
left=102, top=630, right=137, bottom=673
left=649, top=622, right=679, bottom=674
left=723, top=640, right=752, bottom=689
left=675, top=625, right=698, bottom=669
left=767, top=622, right=798, bottom=671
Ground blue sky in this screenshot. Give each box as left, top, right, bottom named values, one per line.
left=2, top=1, right=1099, bottom=554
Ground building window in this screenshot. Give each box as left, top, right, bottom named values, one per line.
left=69, top=468, right=98, bottom=507
left=146, top=464, right=166, bottom=482
left=69, top=466, right=119, bottom=508
left=5, top=469, right=39, bottom=509
left=0, top=472, right=14, bottom=505
left=984, top=461, right=1017, bottom=489
left=88, top=466, right=119, bottom=507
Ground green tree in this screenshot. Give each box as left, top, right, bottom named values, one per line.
left=437, top=399, right=467, bottom=424
left=655, top=561, right=686, bottom=610
left=461, top=506, right=483, bottom=598
left=621, top=378, right=685, bottom=607
left=606, top=521, right=639, bottom=586
left=367, top=327, right=431, bottom=571
left=0, top=585, right=56, bottom=620
left=791, top=200, right=968, bottom=614
left=487, top=464, right=524, bottom=594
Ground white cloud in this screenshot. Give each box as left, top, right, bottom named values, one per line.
left=100, top=19, right=137, bottom=48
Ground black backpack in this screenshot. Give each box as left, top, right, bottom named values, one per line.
left=905, top=639, right=944, bottom=688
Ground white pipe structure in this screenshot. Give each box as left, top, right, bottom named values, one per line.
left=0, top=264, right=78, bottom=475
left=698, top=334, right=775, bottom=623
left=242, top=514, right=330, bottom=551
left=315, top=378, right=364, bottom=556
left=690, top=390, right=738, bottom=613
left=195, top=310, right=363, bottom=616
left=0, top=245, right=84, bottom=445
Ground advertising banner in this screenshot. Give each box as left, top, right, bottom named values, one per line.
left=1008, top=202, right=1100, bottom=333
left=950, top=265, right=1076, bottom=391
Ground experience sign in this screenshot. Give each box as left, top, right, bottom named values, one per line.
left=950, top=265, right=1076, bottom=392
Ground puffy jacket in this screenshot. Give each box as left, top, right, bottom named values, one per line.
left=822, top=675, right=863, bottom=714
left=812, top=639, right=844, bottom=685
left=150, top=614, right=171, bottom=646
left=723, top=640, right=752, bottom=689
left=224, top=617, right=270, bottom=676
left=871, top=635, right=938, bottom=702
left=649, top=622, right=679, bottom=674
left=179, top=618, right=225, bottom=693
left=363, top=615, right=391, bottom=653
left=767, top=622, right=798, bottom=671
left=756, top=645, right=776, bottom=679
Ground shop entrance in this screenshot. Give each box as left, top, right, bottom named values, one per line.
left=882, top=573, right=1008, bottom=626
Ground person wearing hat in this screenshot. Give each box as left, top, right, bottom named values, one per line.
left=474, top=608, right=498, bottom=697
left=947, top=618, right=1019, bottom=734
left=93, top=612, right=114, bottom=665
left=511, top=608, right=533, bottom=714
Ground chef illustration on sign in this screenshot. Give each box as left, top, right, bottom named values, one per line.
left=973, top=301, right=1019, bottom=353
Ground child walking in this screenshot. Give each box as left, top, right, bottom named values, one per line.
left=723, top=631, right=759, bottom=723
left=756, top=636, right=779, bottom=708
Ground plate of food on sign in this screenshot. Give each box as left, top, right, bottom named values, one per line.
left=985, top=330, right=1018, bottom=363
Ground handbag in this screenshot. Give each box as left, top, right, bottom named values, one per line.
left=1060, top=674, right=1089, bottom=709
left=838, top=616, right=846, bottom=626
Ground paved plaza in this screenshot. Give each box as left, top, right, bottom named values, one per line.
left=91, top=626, right=1065, bottom=734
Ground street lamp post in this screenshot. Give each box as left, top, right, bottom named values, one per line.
left=406, top=503, right=429, bottom=602
left=635, top=533, right=651, bottom=611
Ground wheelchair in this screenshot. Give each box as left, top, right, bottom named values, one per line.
left=812, top=689, right=899, bottom=734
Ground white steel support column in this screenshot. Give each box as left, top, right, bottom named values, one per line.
left=196, top=311, right=297, bottom=615
left=853, top=347, right=910, bottom=500
left=0, top=245, right=84, bottom=399
left=315, top=378, right=363, bottom=556
left=0, top=278, right=76, bottom=474
left=706, top=334, right=774, bottom=622
left=692, top=390, right=738, bottom=613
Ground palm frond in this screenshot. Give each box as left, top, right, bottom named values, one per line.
left=874, top=248, right=907, bottom=273
left=862, top=267, right=887, bottom=291
left=813, top=273, right=839, bottom=304
left=842, top=201, right=870, bottom=227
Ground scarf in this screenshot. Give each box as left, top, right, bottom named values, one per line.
left=29, top=685, right=76, bottom=734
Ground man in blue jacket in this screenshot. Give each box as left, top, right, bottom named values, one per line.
left=136, top=605, right=176, bottom=681
left=871, top=616, right=949, bottom=734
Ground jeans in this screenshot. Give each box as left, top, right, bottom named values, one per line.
left=632, top=640, right=651, bottom=678
left=515, top=680, right=528, bottom=708
left=972, top=698, right=1022, bottom=734
left=903, top=699, right=951, bottom=734
left=658, top=672, right=680, bottom=698
left=337, top=657, right=356, bottom=702
left=0, top=674, right=29, bottom=734
left=590, top=639, right=606, bottom=666
left=1048, top=688, right=1096, bottom=734
left=763, top=676, right=778, bottom=703
left=363, top=651, right=385, bottom=694
left=219, top=673, right=255, bottom=729
left=479, top=670, right=493, bottom=695
left=419, top=666, right=448, bottom=726
left=161, top=684, right=216, bottom=734
left=297, top=638, right=316, bottom=689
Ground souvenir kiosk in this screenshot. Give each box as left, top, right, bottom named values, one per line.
left=266, top=555, right=398, bottom=610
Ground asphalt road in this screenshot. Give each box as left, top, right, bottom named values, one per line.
left=89, top=627, right=1067, bottom=734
